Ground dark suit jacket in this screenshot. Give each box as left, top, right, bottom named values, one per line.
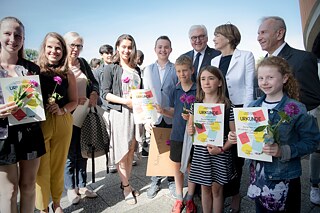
left=183, top=45, right=220, bottom=82
left=253, top=44, right=320, bottom=111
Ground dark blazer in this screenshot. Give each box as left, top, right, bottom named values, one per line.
left=183, top=45, right=220, bottom=82
left=253, top=44, right=320, bottom=111
left=100, top=63, right=141, bottom=111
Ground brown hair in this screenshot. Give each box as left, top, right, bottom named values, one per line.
left=0, top=16, right=25, bottom=58
left=256, top=56, right=299, bottom=100
left=214, top=23, right=241, bottom=49
left=37, top=32, right=68, bottom=75
left=174, top=54, right=193, bottom=70
left=112, top=34, right=137, bottom=68
left=196, top=65, right=230, bottom=108
left=155, top=35, right=172, bottom=48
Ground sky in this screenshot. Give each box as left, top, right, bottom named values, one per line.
left=1, top=0, right=305, bottom=66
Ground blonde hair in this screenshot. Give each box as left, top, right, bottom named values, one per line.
left=63, top=31, right=83, bottom=46
left=214, top=23, right=241, bottom=49
left=37, top=32, right=68, bottom=75
left=174, top=55, right=193, bottom=70
left=0, top=16, right=25, bottom=58
left=196, top=66, right=230, bottom=108
left=257, top=56, right=299, bottom=100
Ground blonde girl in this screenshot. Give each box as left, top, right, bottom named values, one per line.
left=35, top=32, right=78, bottom=213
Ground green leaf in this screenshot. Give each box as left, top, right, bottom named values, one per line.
left=254, top=125, right=267, bottom=132
left=194, top=123, right=203, bottom=129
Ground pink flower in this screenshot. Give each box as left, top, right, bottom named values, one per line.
left=186, top=95, right=196, bottom=104
left=30, top=80, right=39, bottom=87
left=166, top=140, right=171, bottom=146
left=284, top=102, right=300, bottom=117
left=53, top=76, right=62, bottom=85
left=49, top=76, right=63, bottom=104
left=180, top=93, right=187, bottom=103
left=122, top=77, right=130, bottom=83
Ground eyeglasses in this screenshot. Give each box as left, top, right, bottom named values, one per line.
left=69, top=43, right=83, bottom=49
left=190, top=35, right=207, bottom=42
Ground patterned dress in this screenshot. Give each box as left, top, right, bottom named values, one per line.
left=247, top=161, right=289, bottom=211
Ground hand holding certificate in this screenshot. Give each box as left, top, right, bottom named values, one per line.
left=193, top=103, right=225, bottom=146
left=131, top=89, right=158, bottom=124
left=0, top=75, right=46, bottom=125
left=233, top=107, right=272, bottom=162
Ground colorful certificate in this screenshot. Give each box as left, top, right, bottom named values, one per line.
left=0, top=75, right=46, bottom=126
left=233, top=107, right=272, bottom=162
left=193, top=103, right=225, bottom=146
left=131, top=89, right=158, bottom=124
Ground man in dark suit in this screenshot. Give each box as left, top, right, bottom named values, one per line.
left=183, top=25, right=220, bottom=82
left=255, top=16, right=320, bottom=111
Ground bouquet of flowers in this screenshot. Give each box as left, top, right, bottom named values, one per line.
left=13, top=79, right=41, bottom=108
left=48, top=76, right=63, bottom=104
left=254, top=102, right=300, bottom=144
left=180, top=93, right=196, bottom=114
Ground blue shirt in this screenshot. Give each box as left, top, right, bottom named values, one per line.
left=169, top=83, right=197, bottom=142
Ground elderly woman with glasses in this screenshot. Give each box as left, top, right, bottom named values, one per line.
left=63, top=32, right=99, bottom=205
left=211, top=23, right=255, bottom=213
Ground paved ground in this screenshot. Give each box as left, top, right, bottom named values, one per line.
left=41, top=155, right=320, bottom=213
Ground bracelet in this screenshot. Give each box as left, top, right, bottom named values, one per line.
left=219, top=147, right=225, bottom=153
left=63, top=107, right=68, bottom=114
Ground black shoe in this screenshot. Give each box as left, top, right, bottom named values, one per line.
left=141, top=149, right=149, bottom=158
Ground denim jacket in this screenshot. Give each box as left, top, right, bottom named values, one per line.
left=248, top=94, right=320, bottom=180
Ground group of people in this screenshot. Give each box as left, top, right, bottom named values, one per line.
left=0, top=14, right=320, bottom=213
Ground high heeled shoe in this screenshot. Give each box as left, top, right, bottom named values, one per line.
left=51, top=203, right=64, bottom=213
left=122, top=184, right=137, bottom=205
left=120, top=182, right=140, bottom=197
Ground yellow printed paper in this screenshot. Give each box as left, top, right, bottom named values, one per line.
left=210, top=121, right=220, bottom=131
left=238, top=110, right=249, bottom=122
left=197, top=133, right=208, bottom=142
left=193, top=103, right=224, bottom=146
left=0, top=75, right=46, bottom=126
left=233, top=107, right=272, bottom=162
left=241, top=143, right=253, bottom=155
left=132, top=89, right=158, bottom=124
left=254, top=131, right=265, bottom=142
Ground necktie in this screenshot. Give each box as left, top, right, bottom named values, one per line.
left=193, top=52, right=201, bottom=82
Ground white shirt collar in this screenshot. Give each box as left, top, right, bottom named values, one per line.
left=269, top=42, right=286, bottom=57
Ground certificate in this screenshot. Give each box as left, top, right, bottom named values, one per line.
left=131, top=89, right=158, bottom=124
left=233, top=107, right=272, bottom=162
left=0, top=75, right=46, bottom=125
left=193, top=103, right=224, bottom=146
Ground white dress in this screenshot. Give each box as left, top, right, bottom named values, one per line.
left=109, top=68, right=142, bottom=163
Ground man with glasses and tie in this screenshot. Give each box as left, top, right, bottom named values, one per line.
left=183, top=25, right=220, bottom=82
